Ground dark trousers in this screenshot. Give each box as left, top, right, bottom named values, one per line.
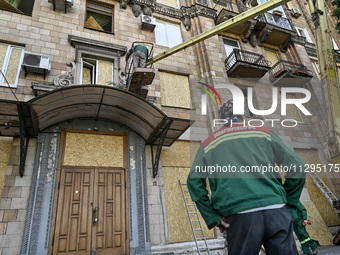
left=226, top=207, right=298, bottom=255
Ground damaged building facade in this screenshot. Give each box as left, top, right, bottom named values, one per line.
left=0, top=0, right=339, bottom=254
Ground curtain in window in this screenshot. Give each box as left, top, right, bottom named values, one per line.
left=5, top=0, right=20, bottom=8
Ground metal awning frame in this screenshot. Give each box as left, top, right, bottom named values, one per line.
left=0, top=86, right=191, bottom=178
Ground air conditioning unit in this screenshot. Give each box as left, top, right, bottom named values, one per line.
left=22, top=53, right=51, bottom=78
left=291, top=8, right=302, bottom=18
left=141, top=15, right=156, bottom=31
left=48, top=0, right=74, bottom=8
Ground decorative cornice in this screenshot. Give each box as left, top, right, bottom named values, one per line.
left=131, top=0, right=155, bottom=9
left=68, top=35, right=127, bottom=57
left=154, top=3, right=181, bottom=19
left=195, top=4, right=217, bottom=19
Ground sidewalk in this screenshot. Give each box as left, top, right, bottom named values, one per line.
left=317, top=245, right=340, bottom=255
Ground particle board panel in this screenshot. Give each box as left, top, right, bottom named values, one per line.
left=294, top=149, right=340, bottom=227
left=97, top=60, right=113, bottom=85
left=6, top=48, right=22, bottom=84
left=85, top=16, right=104, bottom=31
left=63, top=132, right=124, bottom=167
left=302, top=201, right=334, bottom=245
left=159, top=72, right=191, bottom=109
left=161, top=140, right=194, bottom=167
left=163, top=166, right=214, bottom=243
left=0, top=137, right=12, bottom=198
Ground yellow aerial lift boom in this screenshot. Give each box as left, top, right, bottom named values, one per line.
left=145, top=0, right=340, bottom=164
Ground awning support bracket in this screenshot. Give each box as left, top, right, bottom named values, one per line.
left=18, top=104, right=29, bottom=177
left=151, top=119, right=173, bottom=178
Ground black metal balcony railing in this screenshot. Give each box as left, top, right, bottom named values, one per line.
left=213, top=0, right=293, bottom=30
left=269, top=60, right=313, bottom=79
left=261, top=12, right=292, bottom=30
left=225, top=49, right=271, bottom=72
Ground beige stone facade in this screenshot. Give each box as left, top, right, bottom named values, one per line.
left=0, top=0, right=339, bottom=254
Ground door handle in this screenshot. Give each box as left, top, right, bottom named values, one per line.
left=93, top=207, right=98, bottom=224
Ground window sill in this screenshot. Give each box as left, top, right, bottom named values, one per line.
left=84, top=27, right=115, bottom=35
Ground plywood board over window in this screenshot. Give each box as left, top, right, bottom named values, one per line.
left=159, top=72, right=191, bottom=108
left=63, top=132, right=125, bottom=167
left=0, top=43, right=24, bottom=88
left=264, top=49, right=279, bottom=67
left=161, top=141, right=215, bottom=243
left=294, top=149, right=340, bottom=227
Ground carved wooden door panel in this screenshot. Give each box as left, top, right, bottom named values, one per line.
left=53, top=168, right=126, bottom=255
left=92, top=169, right=126, bottom=255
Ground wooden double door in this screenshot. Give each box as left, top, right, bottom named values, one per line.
left=51, top=167, right=127, bottom=255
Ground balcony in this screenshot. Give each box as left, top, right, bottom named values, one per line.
left=213, top=0, right=256, bottom=42
left=269, top=60, right=313, bottom=86
left=257, top=12, right=295, bottom=51
left=225, top=49, right=271, bottom=80
left=214, top=0, right=295, bottom=50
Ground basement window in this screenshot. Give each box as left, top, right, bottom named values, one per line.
left=85, top=1, right=113, bottom=33
left=0, top=43, right=24, bottom=88
left=0, top=0, right=35, bottom=15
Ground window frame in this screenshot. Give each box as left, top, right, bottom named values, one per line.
left=0, top=0, right=35, bottom=15
left=85, top=1, right=114, bottom=34
left=223, top=38, right=240, bottom=57
left=295, top=26, right=313, bottom=43
left=0, top=43, right=24, bottom=88
left=155, top=20, right=183, bottom=48
left=80, top=56, right=114, bottom=85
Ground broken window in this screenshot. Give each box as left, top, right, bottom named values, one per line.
left=85, top=1, right=113, bottom=33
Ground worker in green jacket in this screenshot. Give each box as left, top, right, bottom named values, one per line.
left=126, top=44, right=148, bottom=68
left=187, top=100, right=306, bottom=255
left=288, top=201, right=318, bottom=255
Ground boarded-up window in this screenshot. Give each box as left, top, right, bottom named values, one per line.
left=264, top=49, right=279, bottom=67
left=0, top=43, right=24, bottom=88
left=159, top=72, right=191, bottom=108
left=85, top=1, right=113, bottom=33
left=285, top=94, right=303, bottom=122
left=81, top=57, right=113, bottom=85
left=161, top=141, right=215, bottom=243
